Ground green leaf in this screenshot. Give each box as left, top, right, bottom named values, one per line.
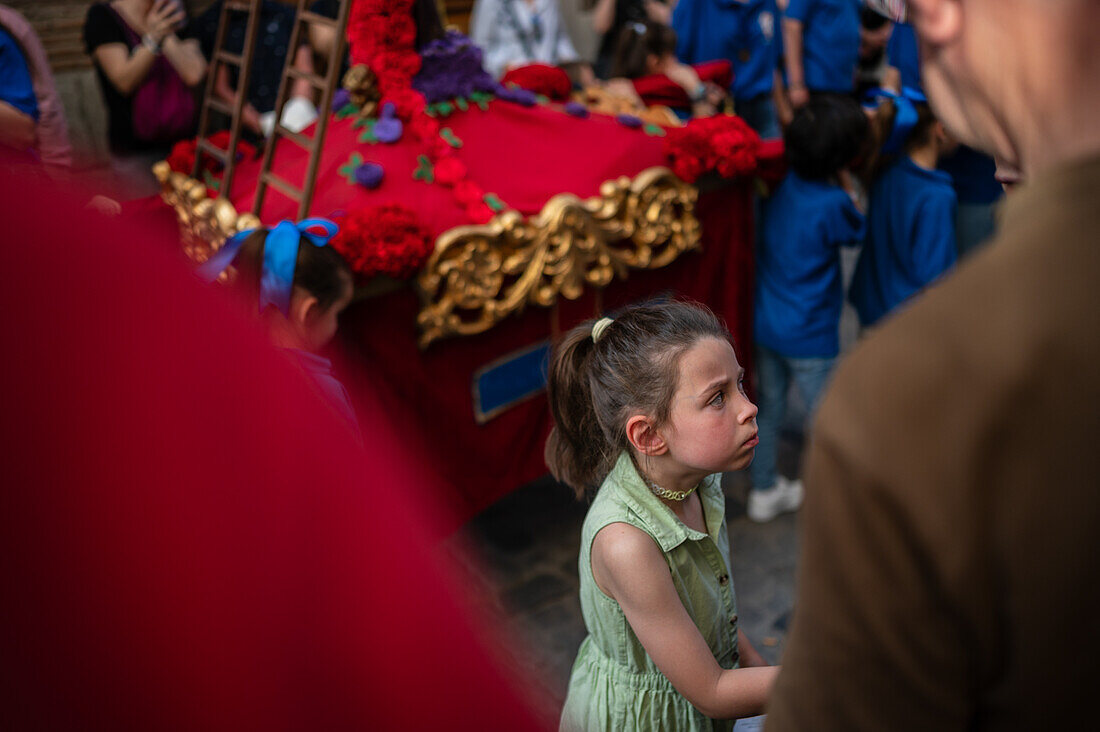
left=535, top=95, right=549, bottom=105
left=412, top=154, right=435, bottom=183
left=643, top=123, right=667, bottom=137
left=455, top=97, right=469, bottom=111
left=336, top=102, right=359, bottom=119
left=203, top=170, right=220, bottom=192
left=483, top=193, right=506, bottom=212
left=338, top=152, right=364, bottom=184
left=436, top=101, right=454, bottom=116
left=440, top=127, right=463, bottom=149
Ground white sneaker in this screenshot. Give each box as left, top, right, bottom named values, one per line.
left=747, top=476, right=804, bottom=523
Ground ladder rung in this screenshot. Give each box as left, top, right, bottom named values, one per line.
left=197, top=139, right=230, bottom=163
left=274, top=124, right=312, bottom=150
left=298, top=11, right=337, bottom=29
left=286, top=66, right=327, bottom=88
left=262, top=172, right=303, bottom=201
left=206, top=97, right=233, bottom=116
left=216, top=50, right=243, bottom=67
left=225, top=1, right=252, bottom=12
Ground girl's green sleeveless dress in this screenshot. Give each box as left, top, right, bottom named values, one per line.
left=560, top=452, right=741, bottom=731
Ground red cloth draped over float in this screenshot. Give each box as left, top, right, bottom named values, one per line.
left=0, top=174, right=548, bottom=729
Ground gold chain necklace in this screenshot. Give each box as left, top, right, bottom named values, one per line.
left=630, top=454, right=699, bottom=502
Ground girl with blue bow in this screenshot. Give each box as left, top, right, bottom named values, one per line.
left=199, top=219, right=360, bottom=435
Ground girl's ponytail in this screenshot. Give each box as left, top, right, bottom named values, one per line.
left=544, top=301, right=731, bottom=499
left=545, top=320, right=611, bottom=498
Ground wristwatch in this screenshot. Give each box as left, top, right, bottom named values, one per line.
left=141, top=33, right=162, bottom=55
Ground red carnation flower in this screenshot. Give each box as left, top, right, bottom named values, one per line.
left=434, top=156, right=467, bottom=186
left=453, top=180, right=484, bottom=206
left=330, top=203, right=434, bottom=280
left=665, top=114, right=760, bottom=183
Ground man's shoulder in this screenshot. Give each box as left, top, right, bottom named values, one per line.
left=822, top=212, right=1100, bottom=473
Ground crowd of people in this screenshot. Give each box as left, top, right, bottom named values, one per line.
left=1, top=0, right=1097, bottom=729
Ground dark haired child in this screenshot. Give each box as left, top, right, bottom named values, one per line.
left=783, top=0, right=862, bottom=107
left=610, top=21, right=725, bottom=117
left=550, top=301, right=777, bottom=730
left=849, top=93, right=958, bottom=328
left=199, top=219, right=359, bottom=435
left=749, top=94, right=867, bottom=522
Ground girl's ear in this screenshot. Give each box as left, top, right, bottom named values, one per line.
left=626, top=414, right=668, bottom=456
left=287, top=288, right=320, bottom=331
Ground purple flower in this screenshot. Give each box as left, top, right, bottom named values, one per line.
left=380, top=102, right=397, bottom=120
left=564, top=101, right=589, bottom=119
left=413, top=30, right=496, bottom=104
left=373, top=117, right=403, bottom=144
left=497, top=86, right=538, bottom=107
left=331, top=88, right=351, bottom=112
left=354, top=163, right=384, bottom=189
left=616, top=114, right=644, bottom=128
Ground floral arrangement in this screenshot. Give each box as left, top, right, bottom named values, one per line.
left=663, top=114, right=760, bottom=183
left=413, top=30, right=497, bottom=104
left=166, top=130, right=256, bottom=177
left=329, top=203, right=434, bottom=280
left=500, top=64, right=572, bottom=103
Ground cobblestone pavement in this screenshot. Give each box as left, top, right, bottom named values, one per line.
left=445, top=434, right=805, bottom=716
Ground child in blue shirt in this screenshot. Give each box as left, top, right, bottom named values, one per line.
left=749, top=94, right=867, bottom=522
left=672, top=0, right=783, bottom=138
left=850, top=100, right=958, bottom=328
left=783, top=0, right=862, bottom=104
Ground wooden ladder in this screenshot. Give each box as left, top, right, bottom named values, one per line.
left=253, top=0, right=352, bottom=220
left=191, top=0, right=263, bottom=200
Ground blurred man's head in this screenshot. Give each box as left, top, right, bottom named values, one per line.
left=908, top=0, right=1100, bottom=175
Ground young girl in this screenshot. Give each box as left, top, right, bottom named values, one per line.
left=610, top=21, right=726, bottom=118
left=198, top=219, right=359, bottom=435
left=548, top=301, right=778, bottom=730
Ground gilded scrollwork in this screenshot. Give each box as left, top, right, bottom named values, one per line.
left=155, top=160, right=701, bottom=348
left=416, top=166, right=700, bottom=348
left=154, top=161, right=260, bottom=265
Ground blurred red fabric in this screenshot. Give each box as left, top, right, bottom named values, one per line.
left=0, top=174, right=547, bottom=730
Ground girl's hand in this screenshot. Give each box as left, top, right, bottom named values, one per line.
left=644, top=0, right=671, bottom=26
left=146, top=0, right=186, bottom=43
left=591, top=522, right=778, bottom=719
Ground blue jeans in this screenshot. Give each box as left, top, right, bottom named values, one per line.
left=956, top=201, right=998, bottom=259
left=749, top=345, right=835, bottom=490
left=736, top=94, right=781, bottom=140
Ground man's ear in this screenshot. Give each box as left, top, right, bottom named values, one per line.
left=909, top=0, right=963, bottom=47
left=625, top=414, right=668, bottom=457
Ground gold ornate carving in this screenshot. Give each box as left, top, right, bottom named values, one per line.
left=416, top=166, right=701, bottom=348
left=153, top=161, right=260, bottom=266
left=154, top=161, right=701, bottom=348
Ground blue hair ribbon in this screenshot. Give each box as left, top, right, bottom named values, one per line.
left=865, top=86, right=928, bottom=156
left=196, top=217, right=339, bottom=316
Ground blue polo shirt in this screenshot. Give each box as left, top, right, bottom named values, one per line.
left=785, top=0, right=861, bottom=93
left=673, top=0, right=781, bottom=100
left=850, top=156, right=958, bottom=327
left=0, top=26, right=38, bottom=121
left=938, top=144, right=1003, bottom=206
left=886, top=21, right=921, bottom=91
left=755, top=173, right=865, bottom=358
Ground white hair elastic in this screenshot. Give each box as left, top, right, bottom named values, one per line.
left=591, top=317, right=614, bottom=343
